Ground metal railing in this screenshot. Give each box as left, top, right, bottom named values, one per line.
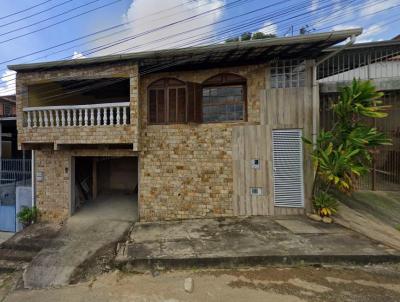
left=318, top=47, right=400, bottom=82
left=23, top=102, right=130, bottom=128
left=0, top=159, right=32, bottom=186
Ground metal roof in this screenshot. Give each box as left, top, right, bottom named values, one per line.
left=8, top=29, right=362, bottom=73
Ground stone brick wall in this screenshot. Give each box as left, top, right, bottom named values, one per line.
left=138, top=65, right=266, bottom=221
left=20, top=62, right=266, bottom=223
left=16, top=62, right=140, bottom=150
left=35, top=148, right=136, bottom=222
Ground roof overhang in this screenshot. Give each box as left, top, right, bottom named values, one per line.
left=8, top=28, right=362, bottom=73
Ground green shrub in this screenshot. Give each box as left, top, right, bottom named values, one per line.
left=17, top=206, right=38, bottom=227
left=313, top=192, right=338, bottom=217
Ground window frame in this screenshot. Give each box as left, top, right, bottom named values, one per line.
left=147, top=78, right=188, bottom=125
left=201, top=73, right=247, bottom=123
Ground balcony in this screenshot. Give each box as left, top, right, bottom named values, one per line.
left=23, top=102, right=130, bottom=128
left=18, top=78, right=138, bottom=149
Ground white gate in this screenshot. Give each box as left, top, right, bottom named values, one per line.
left=272, top=129, right=304, bottom=208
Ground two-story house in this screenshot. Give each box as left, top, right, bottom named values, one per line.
left=8, top=29, right=361, bottom=222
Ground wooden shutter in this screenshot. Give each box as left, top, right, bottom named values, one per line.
left=272, top=129, right=304, bottom=208
left=156, top=89, right=166, bottom=123
left=149, top=89, right=157, bottom=123
left=168, top=88, right=177, bottom=123
left=186, top=82, right=202, bottom=123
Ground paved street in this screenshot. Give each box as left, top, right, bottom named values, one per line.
left=4, top=265, right=400, bottom=302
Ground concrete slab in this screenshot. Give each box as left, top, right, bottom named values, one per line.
left=118, top=216, right=400, bottom=270
left=23, top=192, right=137, bottom=289
left=0, top=232, right=13, bottom=245
left=275, top=219, right=324, bottom=234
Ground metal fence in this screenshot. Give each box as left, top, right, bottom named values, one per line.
left=0, top=159, right=32, bottom=186
left=320, top=91, right=400, bottom=191
left=318, top=44, right=400, bottom=191
left=318, top=45, right=400, bottom=83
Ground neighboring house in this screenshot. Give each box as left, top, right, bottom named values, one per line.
left=318, top=39, right=400, bottom=191
left=8, top=29, right=360, bottom=223
left=0, top=95, right=17, bottom=159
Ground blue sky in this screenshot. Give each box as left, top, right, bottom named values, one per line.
left=0, top=0, right=400, bottom=95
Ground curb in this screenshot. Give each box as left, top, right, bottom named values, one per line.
left=116, top=254, right=400, bottom=271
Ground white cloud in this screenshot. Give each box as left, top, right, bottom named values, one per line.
left=309, top=0, right=319, bottom=12
left=71, top=51, right=86, bottom=59
left=0, top=70, right=16, bottom=96
left=258, top=21, right=277, bottom=36
left=91, top=0, right=224, bottom=55
left=361, top=0, right=400, bottom=17
left=333, top=23, right=386, bottom=43
left=313, top=1, right=355, bottom=29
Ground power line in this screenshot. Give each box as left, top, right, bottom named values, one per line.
left=0, top=0, right=54, bottom=21
left=0, top=0, right=74, bottom=29
left=1, top=0, right=389, bottom=96
left=0, top=0, right=348, bottom=97
left=0, top=0, right=123, bottom=45
left=0, top=0, right=104, bottom=36
left=1, top=0, right=340, bottom=97
left=0, top=0, right=256, bottom=72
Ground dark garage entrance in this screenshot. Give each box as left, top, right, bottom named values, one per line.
left=72, top=156, right=138, bottom=216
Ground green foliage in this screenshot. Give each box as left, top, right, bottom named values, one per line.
left=240, top=32, right=252, bottom=41
left=225, top=31, right=276, bottom=43
left=313, top=192, right=338, bottom=217
left=252, top=32, right=276, bottom=40
left=305, top=79, right=391, bottom=214
left=17, top=206, right=38, bottom=227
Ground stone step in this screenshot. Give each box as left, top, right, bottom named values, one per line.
left=0, top=259, right=24, bottom=274
left=1, top=239, right=48, bottom=252
left=0, top=248, right=36, bottom=262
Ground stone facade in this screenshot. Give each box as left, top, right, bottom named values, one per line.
left=35, top=148, right=136, bottom=222
left=138, top=65, right=266, bottom=221
left=16, top=62, right=140, bottom=150
left=18, top=62, right=267, bottom=223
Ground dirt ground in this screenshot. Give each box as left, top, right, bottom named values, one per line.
left=3, top=264, right=400, bottom=302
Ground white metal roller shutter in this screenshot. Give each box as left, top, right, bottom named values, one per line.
left=272, top=129, right=304, bottom=208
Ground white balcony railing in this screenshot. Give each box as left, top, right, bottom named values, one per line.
left=23, top=102, right=130, bottom=128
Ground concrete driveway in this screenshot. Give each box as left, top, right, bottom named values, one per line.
left=0, top=232, right=13, bottom=245
left=23, top=191, right=137, bottom=289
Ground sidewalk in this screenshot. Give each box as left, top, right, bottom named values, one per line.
left=117, top=216, right=400, bottom=270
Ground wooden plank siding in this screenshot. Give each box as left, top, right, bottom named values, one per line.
left=232, top=60, right=317, bottom=216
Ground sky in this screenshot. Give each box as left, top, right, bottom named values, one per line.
left=0, top=0, right=400, bottom=96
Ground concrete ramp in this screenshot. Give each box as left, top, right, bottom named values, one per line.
left=23, top=192, right=137, bottom=289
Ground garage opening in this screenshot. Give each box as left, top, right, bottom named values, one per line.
left=72, top=156, right=138, bottom=217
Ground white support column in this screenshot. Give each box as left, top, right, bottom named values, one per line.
left=79, top=109, right=83, bottom=126
left=49, top=110, right=53, bottom=127
left=33, top=111, right=37, bottom=127
left=116, top=107, right=120, bottom=124
left=122, top=107, right=127, bottom=125
left=38, top=111, right=43, bottom=127
left=43, top=111, right=48, bottom=127
left=103, top=108, right=108, bottom=125
left=27, top=112, right=32, bottom=128
left=84, top=109, right=88, bottom=126
left=96, top=108, right=101, bottom=125
left=67, top=110, right=71, bottom=126
left=109, top=107, right=113, bottom=125
left=73, top=109, right=77, bottom=126
left=55, top=110, right=59, bottom=127
left=61, top=110, right=65, bottom=127
left=90, top=108, right=95, bottom=126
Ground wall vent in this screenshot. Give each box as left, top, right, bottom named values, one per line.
left=272, top=129, right=304, bottom=208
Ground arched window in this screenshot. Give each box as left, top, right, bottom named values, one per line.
left=148, top=78, right=187, bottom=124
left=202, top=73, right=246, bottom=122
